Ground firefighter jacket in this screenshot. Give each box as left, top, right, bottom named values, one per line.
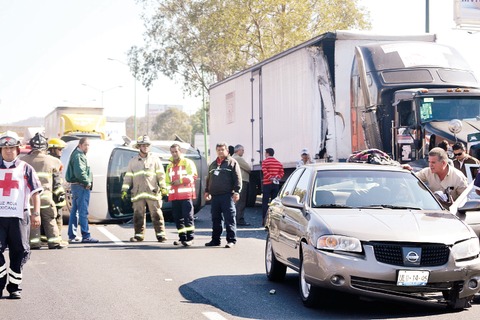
left=165, top=156, right=197, bottom=201
left=122, top=152, right=166, bottom=202
left=21, top=150, right=64, bottom=208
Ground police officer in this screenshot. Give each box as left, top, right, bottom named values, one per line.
left=47, top=138, right=67, bottom=232
left=0, top=131, right=43, bottom=299
left=165, top=143, right=198, bottom=246
left=122, top=135, right=168, bottom=242
left=22, top=133, right=66, bottom=249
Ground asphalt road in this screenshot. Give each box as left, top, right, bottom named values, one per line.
left=2, top=204, right=480, bottom=320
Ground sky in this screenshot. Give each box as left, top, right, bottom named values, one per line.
left=0, top=0, right=479, bottom=124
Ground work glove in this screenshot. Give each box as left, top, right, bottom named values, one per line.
left=121, top=191, right=128, bottom=201
left=160, top=187, right=169, bottom=197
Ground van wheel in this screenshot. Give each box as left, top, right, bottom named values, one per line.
left=299, top=254, right=320, bottom=307
left=265, top=234, right=286, bottom=281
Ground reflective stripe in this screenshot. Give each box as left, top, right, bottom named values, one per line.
left=134, top=234, right=144, bottom=238
left=56, top=200, right=66, bottom=206
left=131, top=193, right=161, bottom=202
left=48, top=236, right=63, bottom=243
left=121, top=184, right=130, bottom=191
left=53, top=186, right=65, bottom=195
left=8, top=270, right=22, bottom=284
left=125, top=172, right=133, bottom=177
left=177, top=227, right=186, bottom=234
left=30, top=238, right=41, bottom=244
left=185, top=226, right=195, bottom=232
left=36, top=172, right=50, bottom=178
left=0, top=264, right=6, bottom=278
left=156, top=232, right=165, bottom=237
left=132, top=170, right=155, bottom=177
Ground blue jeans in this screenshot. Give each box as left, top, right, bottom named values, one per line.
left=210, top=193, right=237, bottom=244
left=68, top=184, right=91, bottom=239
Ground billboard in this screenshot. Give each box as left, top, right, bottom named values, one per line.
left=454, top=0, right=480, bottom=27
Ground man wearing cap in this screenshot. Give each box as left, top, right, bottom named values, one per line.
left=122, top=135, right=168, bottom=242
left=296, top=148, right=315, bottom=168
left=0, top=131, right=43, bottom=299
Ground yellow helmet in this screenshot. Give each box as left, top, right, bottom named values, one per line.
left=47, top=138, right=66, bottom=149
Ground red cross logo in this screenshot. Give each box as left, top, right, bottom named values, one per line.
left=0, top=172, right=20, bottom=196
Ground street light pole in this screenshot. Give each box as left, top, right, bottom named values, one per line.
left=81, top=83, right=122, bottom=108
left=108, top=57, right=138, bottom=139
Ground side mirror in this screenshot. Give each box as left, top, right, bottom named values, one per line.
left=281, top=195, right=303, bottom=209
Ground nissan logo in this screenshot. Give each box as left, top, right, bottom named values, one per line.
left=406, top=251, right=420, bottom=263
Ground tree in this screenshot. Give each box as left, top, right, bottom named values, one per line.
left=151, top=108, right=192, bottom=142
left=126, top=116, right=149, bottom=140
left=130, top=0, right=370, bottom=96
left=189, top=106, right=208, bottom=142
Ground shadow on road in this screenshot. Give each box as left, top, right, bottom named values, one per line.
left=178, top=273, right=469, bottom=320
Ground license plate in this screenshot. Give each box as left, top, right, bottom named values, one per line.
left=397, top=270, right=429, bottom=286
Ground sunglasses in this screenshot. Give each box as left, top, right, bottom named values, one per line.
left=454, top=152, right=464, bottom=157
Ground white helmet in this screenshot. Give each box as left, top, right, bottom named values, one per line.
left=135, top=135, right=151, bottom=148
left=0, top=131, right=21, bottom=147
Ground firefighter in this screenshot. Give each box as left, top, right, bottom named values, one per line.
left=165, top=143, right=198, bottom=247
left=22, top=133, right=67, bottom=249
left=121, top=135, right=168, bottom=242
left=47, top=138, right=67, bottom=232
left=0, top=131, right=43, bottom=299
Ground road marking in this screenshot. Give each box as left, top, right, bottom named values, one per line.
left=97, top=226, right=125, bottom=245
left=202, top=312, right=228, bottom=320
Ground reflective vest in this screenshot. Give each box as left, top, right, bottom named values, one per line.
left=122, top=152, right=166, bottom=202
left=165, top=157, right=197, bottom=201
left=0, top=159, right=43, bottom=218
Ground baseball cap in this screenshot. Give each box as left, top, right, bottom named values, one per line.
left=301, top=148, right=309, bottom=155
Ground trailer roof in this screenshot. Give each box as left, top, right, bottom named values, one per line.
left=209, top=30, right=436, bottom=90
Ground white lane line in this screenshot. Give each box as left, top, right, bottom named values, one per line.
left=202, top=312, right=228, bottom=320
left=97, top=226, right=125, bottom=245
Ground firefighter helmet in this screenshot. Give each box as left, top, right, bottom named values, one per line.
left=135, top=135, right=151, bottom=148
left=48, top=137, right=66, bottom=149
left=29, top=132, right=48, bottom=150
left=0, top=131, right=21, bottom=147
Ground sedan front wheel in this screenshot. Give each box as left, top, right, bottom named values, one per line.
left=265, top=234, right=287, bottom=281
left=299, top=254, right=320, bottom=307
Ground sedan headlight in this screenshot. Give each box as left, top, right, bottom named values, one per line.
left=317, top=235, right=362, bottom=253
left=451, top=238, right=480, bottom=261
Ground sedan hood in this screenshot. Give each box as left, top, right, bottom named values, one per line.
left=316, top=209, right=474, bottom=244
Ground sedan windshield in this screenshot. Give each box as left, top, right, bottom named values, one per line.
left=312, top=170, right=441, bottom=210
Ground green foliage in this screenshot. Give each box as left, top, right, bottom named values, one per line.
left=151, top=108, right=193, bottom=142
left=130, top=0, right=371, bottom=96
